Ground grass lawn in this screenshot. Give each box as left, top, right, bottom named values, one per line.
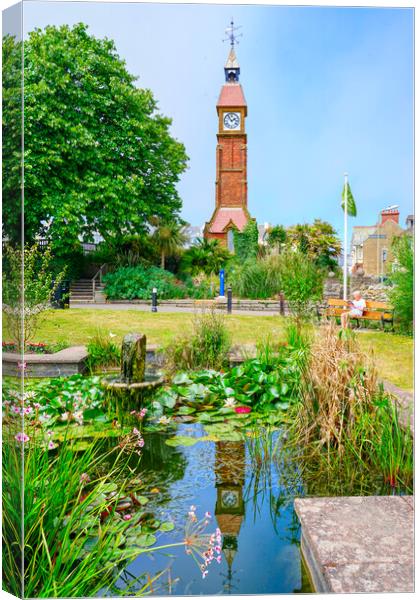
left=6, top=308, right=413, bottom=391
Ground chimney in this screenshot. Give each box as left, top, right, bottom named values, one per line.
left=381, top=208, right=399, bottom=225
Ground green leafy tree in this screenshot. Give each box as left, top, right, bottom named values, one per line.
left=276, top=249, right=325, bottom=329
left=287, top=220, right=341, bottom=270
left=2, top=25, right=188, bottom=256
left=267, top=225, right=287, bottom=253
left=151, top=218, right=188, bottom=269
left=2, top=244, right=65, bottom=350
left=181, top=238, right=231, bottom=276
left=233, top=220, right=259, bottom=262
left=388, top=235, right=413, bottom=334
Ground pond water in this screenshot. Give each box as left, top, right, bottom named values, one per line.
left=110, top=423, right=313, bottom=596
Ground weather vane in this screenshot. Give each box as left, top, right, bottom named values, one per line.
left=223, top=19, right=243, bottom=47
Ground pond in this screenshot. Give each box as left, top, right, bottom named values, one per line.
left=106, top=422, right=312, bottom=595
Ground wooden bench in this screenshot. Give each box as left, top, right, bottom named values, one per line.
left=324, top=298, right=394, bottom=330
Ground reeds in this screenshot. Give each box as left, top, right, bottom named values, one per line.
left=286, top=320, right=413, bottom=490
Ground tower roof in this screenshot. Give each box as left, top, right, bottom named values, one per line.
left=225, top=47, right=239, bottom=70
left=217, top=83, right=247, bottom=109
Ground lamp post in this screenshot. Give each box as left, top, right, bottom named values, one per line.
left=151, top=287, right=158, bottom=312
left=227, top=285, right=232, bottom=314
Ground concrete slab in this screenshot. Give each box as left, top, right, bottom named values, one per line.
left=294, top=496, right=414, bottom=593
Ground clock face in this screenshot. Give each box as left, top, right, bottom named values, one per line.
left=221, top=490, right=239, bottom=508
left=223, top=112, right=241, bottom=130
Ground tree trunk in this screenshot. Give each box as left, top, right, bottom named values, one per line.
left=161, top=250, right=165, bottom=270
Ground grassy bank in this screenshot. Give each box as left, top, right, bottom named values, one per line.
left=3, top=309, right=413, bottom=391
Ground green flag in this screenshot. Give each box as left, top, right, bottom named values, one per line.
left=341, top=181, right=357, bottom=217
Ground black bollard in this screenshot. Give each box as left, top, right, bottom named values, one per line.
left=227, top=285, right=232, bottom=314
left=279, top=292, right=285, bottom=316
left=151, top=287, right=158, bottom=313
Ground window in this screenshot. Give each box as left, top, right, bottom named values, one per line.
left=227, top=229, right=234, bottom=252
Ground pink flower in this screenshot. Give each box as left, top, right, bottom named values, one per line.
left=205, top=511, right=211, bottom=519
left=12, top=405, right=21, bottom=414
left=17, top=362, right=27, bottom=371
left=132, top=427, right=140, bottom=436
left=235, top=406, right=251, bottom=414
left=47, top=430, right=54, bottom=437
left=48, top=441, right=55, bottom=450
left=80, top=473, right=91, bottom=484
left=202, top=570, right=208, bottom=579
left=216, top=555, right=222, bottom=564
left=123, top=514, right=132, bottom=521
left=23, top=406, right=33, bottom=415
left=33, top=402, right=41, bottom=409
left=15, top=432, right=29, bottom=443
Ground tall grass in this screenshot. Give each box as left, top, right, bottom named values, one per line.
left=86, top=328, right=121, bottom=374
left=164, top=307, right=230, bottom=371
left=286, top=321, right=413, bottom=490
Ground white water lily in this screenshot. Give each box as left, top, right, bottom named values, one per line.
left=157, top=415, right=172, bottom=426
left=224, top=397, right=236, bottom=408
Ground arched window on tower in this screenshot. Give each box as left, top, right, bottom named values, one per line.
left=227, top=229, right=235, bottom=252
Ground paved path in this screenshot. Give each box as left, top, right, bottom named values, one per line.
left=70, top=302, right=282, bottom=316
left=294, top=496, right=414, bottom=593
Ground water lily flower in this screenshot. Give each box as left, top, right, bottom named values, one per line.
left=157, top=415, right=171, bottom=426
left=15, top=432, right=29, bottom=443
left=224, top=398, right=236, bottom=408
left=235, top=406, right=251, bottom=414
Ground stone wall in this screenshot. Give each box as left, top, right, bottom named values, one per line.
left=323, top=276, right=391, bottom=303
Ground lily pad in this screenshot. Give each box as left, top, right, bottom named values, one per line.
left=165, top=436, right=199, bottom=447
left=159, top=521, right=175, bottom=532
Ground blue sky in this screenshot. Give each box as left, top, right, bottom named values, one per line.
left=21, top=2, right=414, bottom=239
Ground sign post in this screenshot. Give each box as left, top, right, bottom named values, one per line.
left=219, top=269, right=225, bottom=297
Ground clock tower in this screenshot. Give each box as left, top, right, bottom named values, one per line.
left=204, top=23, right=255, bottom=251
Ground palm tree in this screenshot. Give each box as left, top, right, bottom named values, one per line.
left=181, top=238, right=231, bottom=276
left=151, top=219, right=188, bottom=270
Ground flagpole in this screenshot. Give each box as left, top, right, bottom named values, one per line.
left=343, top=172, right=348, bottom=301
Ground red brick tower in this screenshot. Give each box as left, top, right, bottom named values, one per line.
left=204, top=37, right=254, bottom=251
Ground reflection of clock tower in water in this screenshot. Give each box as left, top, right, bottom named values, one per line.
left=214, top=440, right=245, bottom=589
left=204, top=22, right=255, bottom=251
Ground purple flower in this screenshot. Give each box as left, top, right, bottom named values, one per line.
left=15, top=432, right=29, bottom=443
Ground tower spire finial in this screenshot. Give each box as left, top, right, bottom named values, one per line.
left=223, top=19, right=242, bottom=48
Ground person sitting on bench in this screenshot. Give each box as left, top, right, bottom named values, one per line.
left=340, top=290, right=366, bottom=329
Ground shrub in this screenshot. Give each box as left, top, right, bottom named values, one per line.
left=2, top=243, right=66, bottom=350
left=165, top=308, right=230, bottom=371
left=388, top=235, right=413, bottom=334
left=276, top=249, right=325, bottom=326
left=103, top=265, right=189, bottom=300
left=232, top=255, right=283, bottom=299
